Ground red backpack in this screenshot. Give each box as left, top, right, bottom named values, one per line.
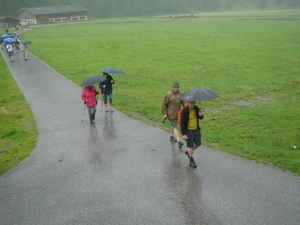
left=177, top=107, right=184, bottom=126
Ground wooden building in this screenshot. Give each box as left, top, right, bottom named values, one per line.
left=0, top=17, right=20, bottom=28
left=16, top=5, right=89, bottom=25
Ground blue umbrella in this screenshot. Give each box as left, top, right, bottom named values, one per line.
left=2, top=34, right=14, bottom=39
left=4, top=37, right=16, bottom=43
left=101, top=68, right=124, bottom=74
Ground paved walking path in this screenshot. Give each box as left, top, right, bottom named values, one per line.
left=1, top=48, right=300, bottom=225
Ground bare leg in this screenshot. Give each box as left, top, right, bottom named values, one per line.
left=173, top=127, right=180, bottom=142
left=188, top=145, right=200, bottom=157
left=109, top=104, right=114, bottom=112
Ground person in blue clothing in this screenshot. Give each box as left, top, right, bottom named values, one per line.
left=180, top=100, right=204, bottom=168
left=99, top=72, right=115, bottom=112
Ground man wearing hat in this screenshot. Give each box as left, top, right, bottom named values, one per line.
left=161, top=82, right=185, bottom=147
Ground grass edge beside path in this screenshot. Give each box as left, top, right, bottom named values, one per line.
left=0, top=53, right=38, bottom=174
left=2, top=13, right=300, bottom=175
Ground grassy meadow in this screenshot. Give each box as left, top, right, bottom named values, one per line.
left=1, top=12, right=300, bottom=174
left=0, top=55, right=38, bottom=174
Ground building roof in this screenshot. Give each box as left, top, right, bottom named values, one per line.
left=0, top=16, right=20, bottom=22
left=17, top=5, right=89, bottom=16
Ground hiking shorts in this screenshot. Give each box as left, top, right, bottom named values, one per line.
left=103, top=93, right=113, bottom=104
left=186, top=129, right=201, bottom=148
left=169, top=119, right=178, bottom=128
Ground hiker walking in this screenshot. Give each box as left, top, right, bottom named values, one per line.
left=81, top=85, right=100, bottom=124
left=15, top=36, right=21, bottom=53
left=6, top=43, right=14, bottom=62
left=161, top=82, right=184, bottom=148
left=180, top=100, right=204, bottom=168
left=99, top=72, right=115, bottom=112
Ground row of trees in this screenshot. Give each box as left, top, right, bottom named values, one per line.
left=1, top=0, right=299, bottom=18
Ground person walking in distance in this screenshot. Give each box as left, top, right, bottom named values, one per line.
left=99, top=72, right=115, bottom=112
left=22, top=43, right=28, bottom=60
left=161, top=82, right=184, bottom=148
left=180, top=100, right=204, bottom=168
left=81, top=85, right=100, bottom=124
left=6, top=43, right=14, bottom=62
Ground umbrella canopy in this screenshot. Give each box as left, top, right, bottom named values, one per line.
left=81, top=75, right=106, bottom=87
left=3, top=37, right=16, bottom=43
left=2, top=34, right=14, bottom=39
left=8, top=32, right=17, bottom=37
left=181, top=87, right=219, bottom=101
left=101, top=68, right=124, bottom=74
left=22, top=39, right=32, bottom=44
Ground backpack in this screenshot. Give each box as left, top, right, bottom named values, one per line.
left=6, top=44, right=13, bottom=52
left=177, top=107, right=184, bottom=127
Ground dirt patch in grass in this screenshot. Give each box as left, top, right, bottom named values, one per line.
left=233, top=100, right=254, bottom=108
left=0, top=106, right=10, bottom=114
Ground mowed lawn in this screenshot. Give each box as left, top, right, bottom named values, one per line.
left=0, top=54, right=38, bottom=173
left=9, top=16, right=300, bottom=174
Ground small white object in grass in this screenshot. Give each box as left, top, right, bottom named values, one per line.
left=294, top=146, right=297, bottom=149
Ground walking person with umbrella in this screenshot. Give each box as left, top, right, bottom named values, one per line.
left=99, top=72, right=115, bottom=112
left=180, top=101, right=204, bottom=168
left=161, top=82, right=185, bottom=148
left=98, top=68, right=124, bottom=112
left=81, top=85, right=100, bottom=124
left=21, top=40, right=32, bottom=61
left=81, top=75, right=106, bottom=124
left=180, top=87, right=219, bottom=168
left=5, top=42, right=14, bottom=62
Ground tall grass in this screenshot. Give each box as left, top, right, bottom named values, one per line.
left=16, top=15, right=300, bottom=174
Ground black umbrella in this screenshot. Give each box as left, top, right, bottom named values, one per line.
left=22, top=39, right=32, bottom=45
left=81, top=75, right=106, bottom=87
left=181, top=87, right=219, bottom=101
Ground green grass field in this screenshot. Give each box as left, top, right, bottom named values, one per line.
left=1, top=12, right=300, bottom=174
left=0, top=55, right=38, bottom=173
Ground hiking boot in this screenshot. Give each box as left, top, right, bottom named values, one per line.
left=178, top=141, right=184, bottom=148
left=109, top=108, right=114, bottom=112
left=105, top=108, right=109, bottom=112
left=189, top=157, right=197, bottom=168
left=170, top=136, right=175, bottom=141
left=184, top=151, right=190, bottom=158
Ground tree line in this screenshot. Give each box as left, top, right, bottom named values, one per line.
left=1, top=0, right=299, bottom=18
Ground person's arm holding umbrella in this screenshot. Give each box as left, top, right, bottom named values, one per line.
left=198, top=107, right=204, bottom=119
left=110, top=76, right=115, bottom=85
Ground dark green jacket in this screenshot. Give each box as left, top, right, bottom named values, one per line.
left=161, top=90, right=183, bottom=120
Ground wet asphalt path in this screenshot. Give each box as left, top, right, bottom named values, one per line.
left=0, top=49, right=300, bottom=225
